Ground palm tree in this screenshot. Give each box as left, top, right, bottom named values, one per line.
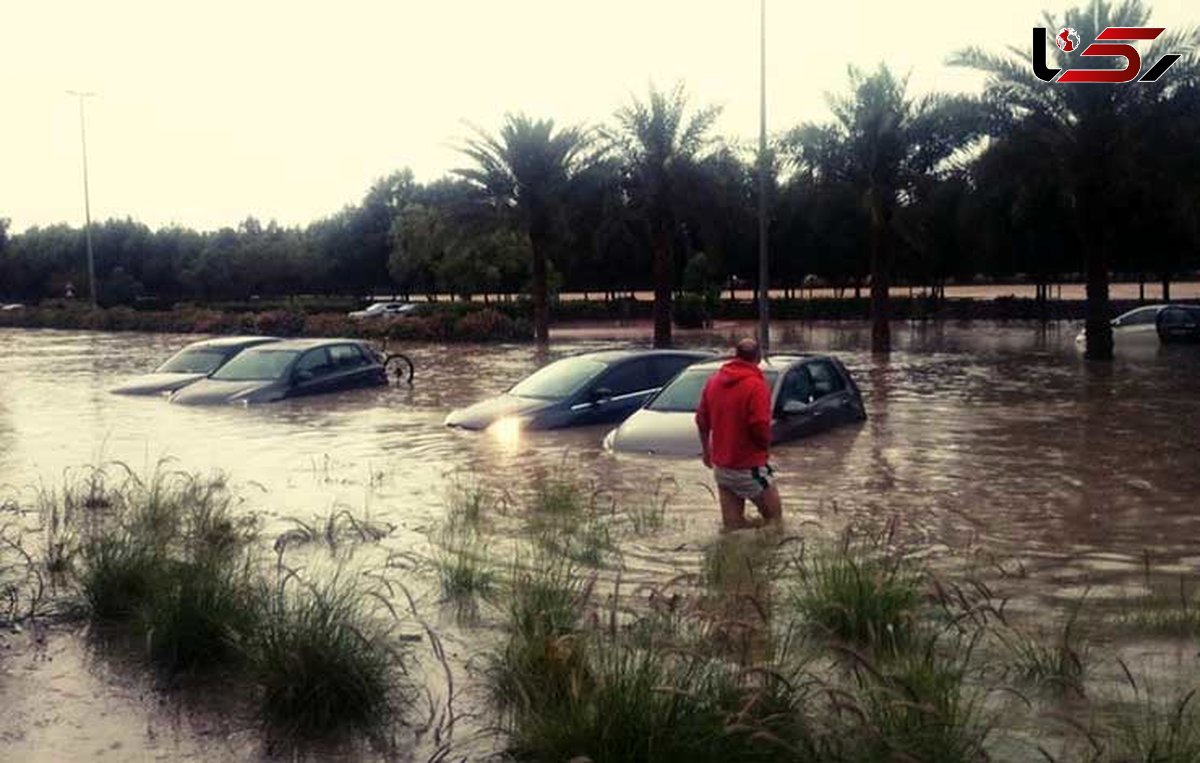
left=608, top=83, right=721, bottom=347
left=787, top=65, right=981, bottom=352
left=456, top=114, right=591, bottom=343
left=952, top=0, right=1200, bottom=359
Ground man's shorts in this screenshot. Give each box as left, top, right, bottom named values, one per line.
left=713, top=464, right=777, bottom=500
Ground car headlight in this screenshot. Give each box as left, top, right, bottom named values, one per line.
left=487, top=415, right=524, bottom=448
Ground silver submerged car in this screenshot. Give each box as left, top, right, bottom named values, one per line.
left=169, top=338, right=387, bottom=405
left=603, top=354, right=866, bottom=456
left=111, top=336, right=279, bottom=395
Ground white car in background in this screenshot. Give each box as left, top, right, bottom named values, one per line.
left=1074, top=304, right=1200, bottom=346
left=348, top=301, right=419, bottom=320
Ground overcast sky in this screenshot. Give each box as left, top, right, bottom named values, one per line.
left=1, top=0, right=1194, bottom=233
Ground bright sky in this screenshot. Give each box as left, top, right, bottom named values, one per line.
left=1, top=0, right=1194, bottom=233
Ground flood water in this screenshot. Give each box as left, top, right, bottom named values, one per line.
left=2, top=321, right=1199, bottom=760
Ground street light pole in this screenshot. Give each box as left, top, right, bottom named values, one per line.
left=757, top=0, right=770, bottom=354
left=67, top=90, right=97, bottom=308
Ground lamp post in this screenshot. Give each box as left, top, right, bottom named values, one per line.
left=757, top=0, right=770, bottom=354
left=67, top=90, right=97, bottom=308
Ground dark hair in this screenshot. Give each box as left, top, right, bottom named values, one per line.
left=734, top=338, right=760, bottom=362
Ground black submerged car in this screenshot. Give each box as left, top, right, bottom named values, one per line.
left=169, top=338, right=388, bottom=405
left=111, top=336, right=279, bottom=395
left=445, top=349, right=713, bottom=431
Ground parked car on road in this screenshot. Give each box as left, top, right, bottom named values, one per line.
left=111, top=336, right=279, bottom=395
left=348, top=301, right=419, bottom=320
left=445, top=349, right=713, bottom=431
left=1075, top=304, right=1200, bottom=346
left=603, top=354, right=865, bottom=456
left=170, top=338, right=388, bottom=405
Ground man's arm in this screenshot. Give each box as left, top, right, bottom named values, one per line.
left=747, top=378, right=771, bottom=450
left=695, top=386, right=712, bottom=467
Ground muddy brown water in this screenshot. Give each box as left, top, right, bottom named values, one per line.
left=1, top=322, right=1199, bottom=760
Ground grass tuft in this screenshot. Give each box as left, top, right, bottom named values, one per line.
left=790, top=532, right=922, bottom=652
left=251, top=572, right=410, bottom=740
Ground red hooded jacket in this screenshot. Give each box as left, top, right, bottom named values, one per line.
left=695, top=359, right=771, bottom=469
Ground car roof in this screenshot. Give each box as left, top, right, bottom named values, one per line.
left=185, top=335, right=278, bottom=350
left=562, top=348, right=716, bottom=364
left=682, top=352, right=830, bottom=372
left=240, top=338, right=370, bottom=352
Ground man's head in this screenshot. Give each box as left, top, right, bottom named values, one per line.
left=734, top=337, right=761, bottom=363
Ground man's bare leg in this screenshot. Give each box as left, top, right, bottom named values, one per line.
left=750, top=484, right=783, bottom=526
left=718, top=486, right=754, bottom=531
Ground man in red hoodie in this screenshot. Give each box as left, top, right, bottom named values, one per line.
left=695, top=337, right=782, bottom=530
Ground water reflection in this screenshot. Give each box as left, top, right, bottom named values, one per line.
left=2, top=323, right=1200, bottom=756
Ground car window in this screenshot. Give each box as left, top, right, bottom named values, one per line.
left=806, top=361, right=845, bottom=397
left=1161, top=307, right=1199, bottom=327
left=647, top=369, right=715, bottom=412
left=329, top=344, right=368, bottom=368
left=296, top=348, right=333, bottom=378
left=1119, top=307, right=1159, bottom=326
left=647, top=367, right=780, bottom=412
left=776, top=366, right=816, bottom=412
left=211, top=350, right=298, bottom=381
left=510, top=357, right=606, bottom=400
left=156, top=348, right=228, bottom=374
left=649, top=356, right=700, bottom=387
left=595, top=359, right=654, bottom=397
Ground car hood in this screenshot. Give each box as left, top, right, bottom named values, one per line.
left=111, top=372, right=207, bottom=395
left=170, top=378, right=286, bottom=405
left=444, top=394, right=553, bottom=430
left=606, top=409, right=702, bottom=457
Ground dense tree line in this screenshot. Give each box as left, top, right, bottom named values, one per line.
left=1, top=1, right=1197, bottom=356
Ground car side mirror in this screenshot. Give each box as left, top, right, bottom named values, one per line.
left=590, top=387, right=613, bottom=405
left=294, top=369, right=314, bottom=384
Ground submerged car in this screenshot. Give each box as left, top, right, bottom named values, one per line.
left=1075, top=304, right=1200, bottom=346
left=111, top=336, right=279, bottom=395
left=348, top=301, right=419, bottom=320
left=170, top=338, right=387, bottom=405
left=444, top=349, right=713, bottom=431
left=603, top=354, right=865, bottom=456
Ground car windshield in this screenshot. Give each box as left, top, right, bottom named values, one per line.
left=648, top=368, right=779, bottom=412
left=210, top=350, right=299, bottom=381
left=509, top=357, right=607, bottom=400
left=155, top=348, right=228, bottom=375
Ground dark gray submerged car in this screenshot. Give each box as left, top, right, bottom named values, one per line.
left=111, top=336, right=279, bottom=395
left=169, top=338, right=387, bottom=405
left=445, top=349, right=714, bottom=431
left=603, top=354, right=865, bottom=456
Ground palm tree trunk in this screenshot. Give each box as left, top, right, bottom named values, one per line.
left=652, top=224, right=672, bottom=347
left=530, top=232, right=550, bottom=344
left=1084, top=249, right=1112, bottom=360
left=869, top=197, right=891, bottom=353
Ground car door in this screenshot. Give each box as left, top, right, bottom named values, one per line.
left=289, top=348, right=337, bottom=397
left=573, top=358, right=657, bottom=426
left=805, top=359, right=858, bottom=427
left=772, top=364, right=820, bottom=443
left=327, top=344, right=380, bottom=390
